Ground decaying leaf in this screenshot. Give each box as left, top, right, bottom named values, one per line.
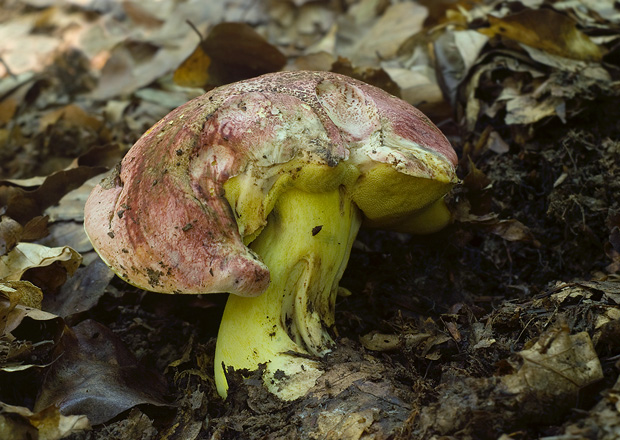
left=39, top=104, right=103, bottom=132
left=42, top=259, right=114, bottom=320
left=35, top=319, right=170, bottom=425
left=0, top=215, right=22, bottom=256
left=479, top=9, right=603, bottom=62
left=502, top=326, right=604, bottom=395
left=0, top=242, right=81, bottom=283
left=0, top=402, right=90, bottom=440
left=0, top=279, right=43, bottom=312
left=173, top=22, right=286, bottom=89
left=415, top=324, right=604, bottom=436
left=344, top=2, right=427, bottom=67
left=0, top=283, right=63, bottom=375
left=0, top=166, right=108, bottom=224
left=454, top=197, right=539, bottom=245
left=360, top=331, right=401, bottom=352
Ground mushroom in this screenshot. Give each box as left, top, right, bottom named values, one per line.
left=84, top=71, right=458, bottom=400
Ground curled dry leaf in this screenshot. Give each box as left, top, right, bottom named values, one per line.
left=0, top=402, right=90, bottom=440
left=0, top=280, right=43, bottom=311
left=502, top=326, right=604, bottom=396
left=416, top=324, right=604, bottom=436
left=0, top=282, right=63, bottom=374
left=479, top=9, right=604, bottom=62
left=0, top=242, right=81, bottom=282
left=173, top=22, right=286, bottom=89
left=359, top=331, right=401, bottom=352
left=0, top=165, right=108, bottom=224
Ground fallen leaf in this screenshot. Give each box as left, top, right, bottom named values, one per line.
left=39, top=104, right=103, bottom=132
left=0, top=402, right=90, bottom=440
left=346, top=2, right=428, bottom=67
left=0, top=284, right=63, bottom=372
left=360, top=331, right=401, bottom=352
left=0, top=98, right=18, bottom=127
left=174, top=22, right=286, bottom=88
left=21, top=216, right=50, bottom=241
left=502, top=326, right=604, bottom=395
left=35, top=319, right=170, bottom=425
left=0, top=216, right=23, bottom=256
left=42, top=259, right=114, bottom=320
left=0, top=165, right=108, bottom=224
left=479, top=9, right=603, bottom=61
left=489, top=219, right=539, bottom=244
left=0, top=243, right=81, bottom=282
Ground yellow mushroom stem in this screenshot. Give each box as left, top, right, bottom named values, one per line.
left=214, top=187, right=362, bottom=400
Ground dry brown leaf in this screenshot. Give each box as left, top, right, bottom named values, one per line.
left=0, top=165, right=108, bottom=224
left=359, top=331, right=401, bottom=352
left=39, top=104, right=103, bottom=132
left=174, top=22, right=286, bottom=89
left=347, top=2, right=428, bottom=67
left=0, top=243, right=81, bottom=282
left=0, top=280, right=43, bottom=310
left=479, top=9, right=603, bottom=62
left=0, top=402, right=90, bottom=440
left=502, top=326, right=603, bottom=396
left=21, top=216, right=50, bottom=241
left=0, top=98, right=18, bottom=127
left=0, top=283, right=63, bottom=375
left=0, top=216, right=23, bottom=256
left=0, top=281, right=59, bottom=336
left=489, top=219, right=539, bottom=245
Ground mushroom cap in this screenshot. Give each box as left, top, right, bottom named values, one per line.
left=84, top=71, right=458, bottom=297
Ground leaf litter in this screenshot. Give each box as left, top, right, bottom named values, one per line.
left=1, top=0, right=620, bottom=438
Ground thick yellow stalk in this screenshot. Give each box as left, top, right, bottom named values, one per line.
left=214, top=187, right=362, bottom=400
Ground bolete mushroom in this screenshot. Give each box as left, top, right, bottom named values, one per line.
left=84, top=71, right=458, bottom=400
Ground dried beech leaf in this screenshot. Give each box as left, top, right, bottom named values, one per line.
left=502, top=327, right=604, bottom=395
left=0, top=216, right=23, bottom=256
left=0, top=402, right=90, bottom=440
left=0, top=282, right=59, bottom=337
left=348, top=2, right=427, bottom=66
left=39, top=104, right=103, bottom=132
left=174, top=22, right=286, bottom=88
left=479, top=9, right=603, bottom=62
left=21, top=216, right=50, bottom=241
left=35, top=320, right=170, bottom=425
left=0, top=165, right=108, bottom=224
left=360, top=331, right=401, bottom=352
left=172, top=44, right=211, bottom=89
left=0, top=243, right=81, bottom=282
left=489, top=219, right=539, bottom=244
